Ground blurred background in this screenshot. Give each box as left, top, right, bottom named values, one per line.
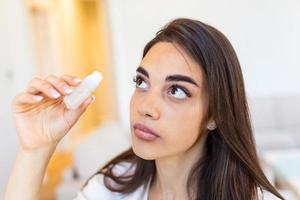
left=0, top=0, right=299, bottom=199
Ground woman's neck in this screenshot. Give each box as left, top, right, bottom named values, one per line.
left=149, top=134, right=207, bottom=200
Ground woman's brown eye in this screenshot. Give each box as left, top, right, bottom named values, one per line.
left=170, top=87, right=178, bottom=95
left=133, top=75, right=148, bottom=89
left=137, top=78, right=143, bottom=85
left=168, top=84, right=191, bottom=99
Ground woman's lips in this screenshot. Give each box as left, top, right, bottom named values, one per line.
left=133, top=123, right=159, bottom=141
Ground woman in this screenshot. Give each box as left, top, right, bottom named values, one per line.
left=4, top=18, right=284, bottom=200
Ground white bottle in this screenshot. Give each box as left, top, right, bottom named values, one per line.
left=64, top=71, right=103, bottom=110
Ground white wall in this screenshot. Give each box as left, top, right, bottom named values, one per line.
left=0, top=0, right=35, bottom=196
left=106, top=0, right=300, bottom=129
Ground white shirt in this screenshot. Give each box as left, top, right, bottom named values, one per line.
left=73, top=162, right=151, bottom=200
left=73, top=162, right=281, bottom=200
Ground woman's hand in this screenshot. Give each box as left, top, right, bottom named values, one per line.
left=11, top=74, right=95, bottom=150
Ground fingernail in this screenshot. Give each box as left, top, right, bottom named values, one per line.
left=63, top=85, right=73, bottom=94
left=49, top=89, right=61, bottom=98
left=33, top=96, right=43, bottom=101
left=74, top=78, right=82, bottom=83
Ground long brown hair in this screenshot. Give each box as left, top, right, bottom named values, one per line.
left=84, top=18, right=285, bottom=200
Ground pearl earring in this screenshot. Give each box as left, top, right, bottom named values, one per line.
left=207, top=121, right=216, bottom=131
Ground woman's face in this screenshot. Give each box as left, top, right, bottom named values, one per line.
left=130, top=42, right=208, bottom=160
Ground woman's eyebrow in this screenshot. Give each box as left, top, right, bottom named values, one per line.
left=166, top=75, right=199, bottom=87
left=136, top=66, right=199, bottom=87
left=136, top=66, right=149, bottom=77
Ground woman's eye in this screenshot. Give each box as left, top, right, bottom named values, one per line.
left=168, top=85, right=191, bottom=99
left=133, top=75, right=148, bottom=89
left=132, top=76, right=191, bottom=99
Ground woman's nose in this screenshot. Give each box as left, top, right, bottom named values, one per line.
left=137, top=90, right=160, bottom=120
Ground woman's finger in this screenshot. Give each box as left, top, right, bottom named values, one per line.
left=12, top=92, right=44, bottom=106
left=26, top=77, right=61, bottom=99
left=78, top=95, right=95, bottom=110
left=74, top=95, right=95, bottom=113
left=61, top=75, right=82, bottom=87
left=45, top=75, right=73, bottom=96
left=63, top=95, right=95, bottom=127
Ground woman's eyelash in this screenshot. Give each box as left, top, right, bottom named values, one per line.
left=132, top=75, right=191, bottom=98
left=132, top=75, right=144, bottom=86
left=170, top=84, right=192, bottom=97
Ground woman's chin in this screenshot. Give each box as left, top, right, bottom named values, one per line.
left=131, top=142, right=158, bottom=160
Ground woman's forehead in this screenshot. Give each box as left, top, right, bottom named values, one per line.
left=140, top=42, right=203, bottom=84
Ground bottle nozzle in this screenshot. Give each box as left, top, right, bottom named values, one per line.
left=86, top=71, right=102, bottom=86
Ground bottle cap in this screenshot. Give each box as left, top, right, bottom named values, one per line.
left=86, top=71, right=103, bottom=88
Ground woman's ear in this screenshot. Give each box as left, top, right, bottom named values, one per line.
left=206, top=120, right=216, bottom=131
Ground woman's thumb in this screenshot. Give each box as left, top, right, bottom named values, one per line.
left=63, top=95, right=95, bottom=125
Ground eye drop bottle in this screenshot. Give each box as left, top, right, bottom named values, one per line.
left=64, top=71, right=102, bottom=110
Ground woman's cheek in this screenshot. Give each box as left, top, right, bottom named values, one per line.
left=130, top=93, right=139, bottom=116
left=171, top=107, right=203, bottom=144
